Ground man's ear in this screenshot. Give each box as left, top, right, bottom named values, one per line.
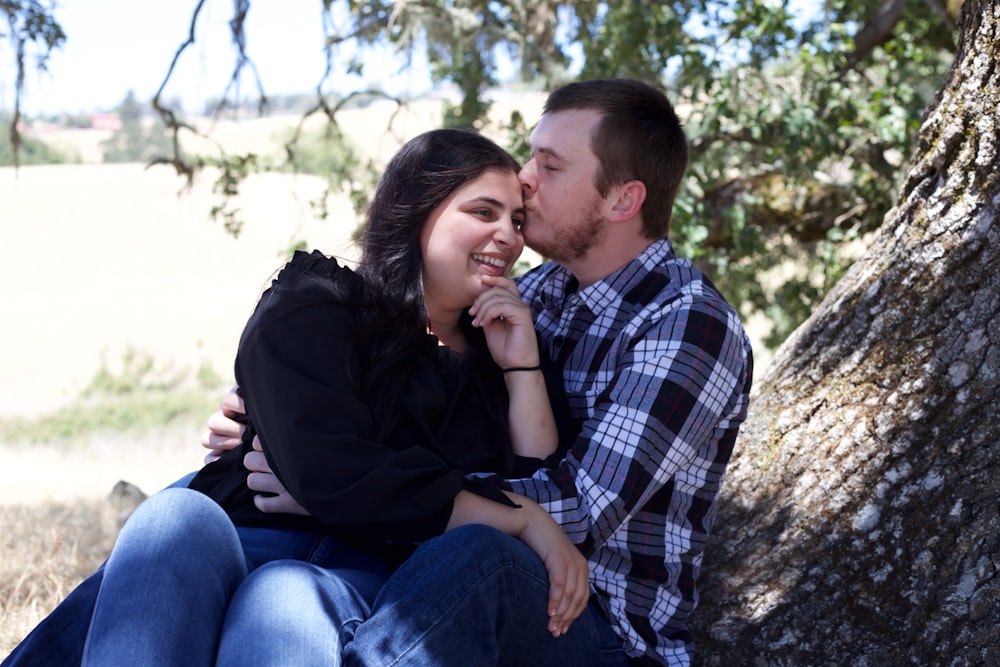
left=608, top=180, right=646, bottom=223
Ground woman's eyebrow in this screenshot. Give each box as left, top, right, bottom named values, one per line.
left=463, top=196, right=524, bottom=216
left=465, top=195, right=505, bottom=207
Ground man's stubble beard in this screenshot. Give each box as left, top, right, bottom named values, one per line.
left=525, top=206, right=605, bottom=265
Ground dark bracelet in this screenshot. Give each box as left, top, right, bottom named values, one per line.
left=502, top=365, right=542, bottom=374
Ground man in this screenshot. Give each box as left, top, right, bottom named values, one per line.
left=214, top=78, right=753, bottom=666
left=3, top=79, right=751, bottom=667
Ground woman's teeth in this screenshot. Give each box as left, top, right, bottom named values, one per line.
left=473, top=254, right=506, bottom=269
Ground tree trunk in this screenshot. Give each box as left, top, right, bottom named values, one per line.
left=692, top=1, right=1000, bottom=664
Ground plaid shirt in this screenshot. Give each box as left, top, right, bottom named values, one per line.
left=487, top=239, right=753, bottom=666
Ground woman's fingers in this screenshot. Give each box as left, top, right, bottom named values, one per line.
left=546, top=549, right=590, bottom=637
left=480, top=274, right=519, bottom=294
left=470, top=288, right=531, bottom=327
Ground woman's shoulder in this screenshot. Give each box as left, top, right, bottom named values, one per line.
left=242, top=250, right=366, bottom=338
left=269, top=250, right=365, bottom=303
left=238, top=250, right=366, bottom=357
left=284, top=249, right=360, bottom=283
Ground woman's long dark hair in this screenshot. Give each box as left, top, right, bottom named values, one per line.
left=355, top=128, right=522, bottom=442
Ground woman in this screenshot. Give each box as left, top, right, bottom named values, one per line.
left=7, top=129, right=588, bottom=667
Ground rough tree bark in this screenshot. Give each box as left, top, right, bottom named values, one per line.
left=692, top=0, right=999, bottom=664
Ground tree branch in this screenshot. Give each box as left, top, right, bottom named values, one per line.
left=843, top=0, right=906, bottom=70
left=151, top=0, right=209, bottom=185
left=922, top=0, right=957, bottom=31
left=3, top=0, right=65, bottom=168
left=219, top=0, right=267, bottom=116
left=7, top=7, right=25, bottom=168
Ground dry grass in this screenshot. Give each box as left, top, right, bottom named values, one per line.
left=2, top=109, right=366, bottom=660
left=0, top=497, right=120, bottom=657
left=0, top=426, right=202, bottom=659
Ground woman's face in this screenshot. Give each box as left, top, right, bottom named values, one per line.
left=420, top=168, right=525, bottom=318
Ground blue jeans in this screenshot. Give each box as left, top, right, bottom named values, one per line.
left=4, top=502, right=630, bottom=666
left=3, top=481, right=390, bottom=667
left=1, top=473, right=201, bottom=667
left=217, top=560, right=386, bottom=665
left=343, top=524, right=632, bottom=667
left=81, top=487, right=250, bottom=666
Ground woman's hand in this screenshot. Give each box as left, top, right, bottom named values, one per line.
left=449, top=491, right=590, bottom=637
left=514, top=498, right=591, bottom=638
left=469, top=275, right=539, bottom=371
left=200, top=388, right=246, bottom=463
left=471, top=275, right=558, bottom=459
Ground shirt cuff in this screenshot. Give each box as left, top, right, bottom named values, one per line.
left=461, top=477, right=520, bottom=508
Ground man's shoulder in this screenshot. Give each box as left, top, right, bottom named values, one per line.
left=632, top=256, right=751, bottom=350
left=653, top=253, right=737, bottom=312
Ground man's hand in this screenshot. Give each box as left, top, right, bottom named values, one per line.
left=200, top=388, right=309, bottom=516
left=200, top=389, right=247, bottom=463
left=245, top=435, right=308, bottom=516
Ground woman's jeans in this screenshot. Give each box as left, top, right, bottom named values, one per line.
left=3, top=481, right=389, bottom=667
left=2, top=474, right=202, bottom=667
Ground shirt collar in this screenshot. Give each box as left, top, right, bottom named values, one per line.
left=538, top=238, right=675, bottom=313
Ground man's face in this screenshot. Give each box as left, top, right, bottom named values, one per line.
left=519, top=109, right=607, bottom=265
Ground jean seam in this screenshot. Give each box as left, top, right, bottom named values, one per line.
left=384, top=558, right=549, bottom=666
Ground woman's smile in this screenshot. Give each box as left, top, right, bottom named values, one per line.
left=472, top=253, right=512, bottom=277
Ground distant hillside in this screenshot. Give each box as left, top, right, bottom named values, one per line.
left=25, top=92, right=548, bottom=165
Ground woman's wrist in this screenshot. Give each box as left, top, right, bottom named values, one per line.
left=502, top=365, right=541, bottom=374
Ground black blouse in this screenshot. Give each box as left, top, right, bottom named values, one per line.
left=191, top=250, right=545, bottom=546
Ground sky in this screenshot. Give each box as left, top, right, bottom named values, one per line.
left=4, top=1, right=820, bottom=118
left=3, top=0, right=432, bottom=116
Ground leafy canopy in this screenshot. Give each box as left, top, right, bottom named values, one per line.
left=2, top=0, right=958, bottom=349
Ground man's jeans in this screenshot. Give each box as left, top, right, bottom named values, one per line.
left=343, top=524, right=632, bottom=667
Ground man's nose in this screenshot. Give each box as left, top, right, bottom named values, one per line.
left=519, top=160, right=536, bottom=195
